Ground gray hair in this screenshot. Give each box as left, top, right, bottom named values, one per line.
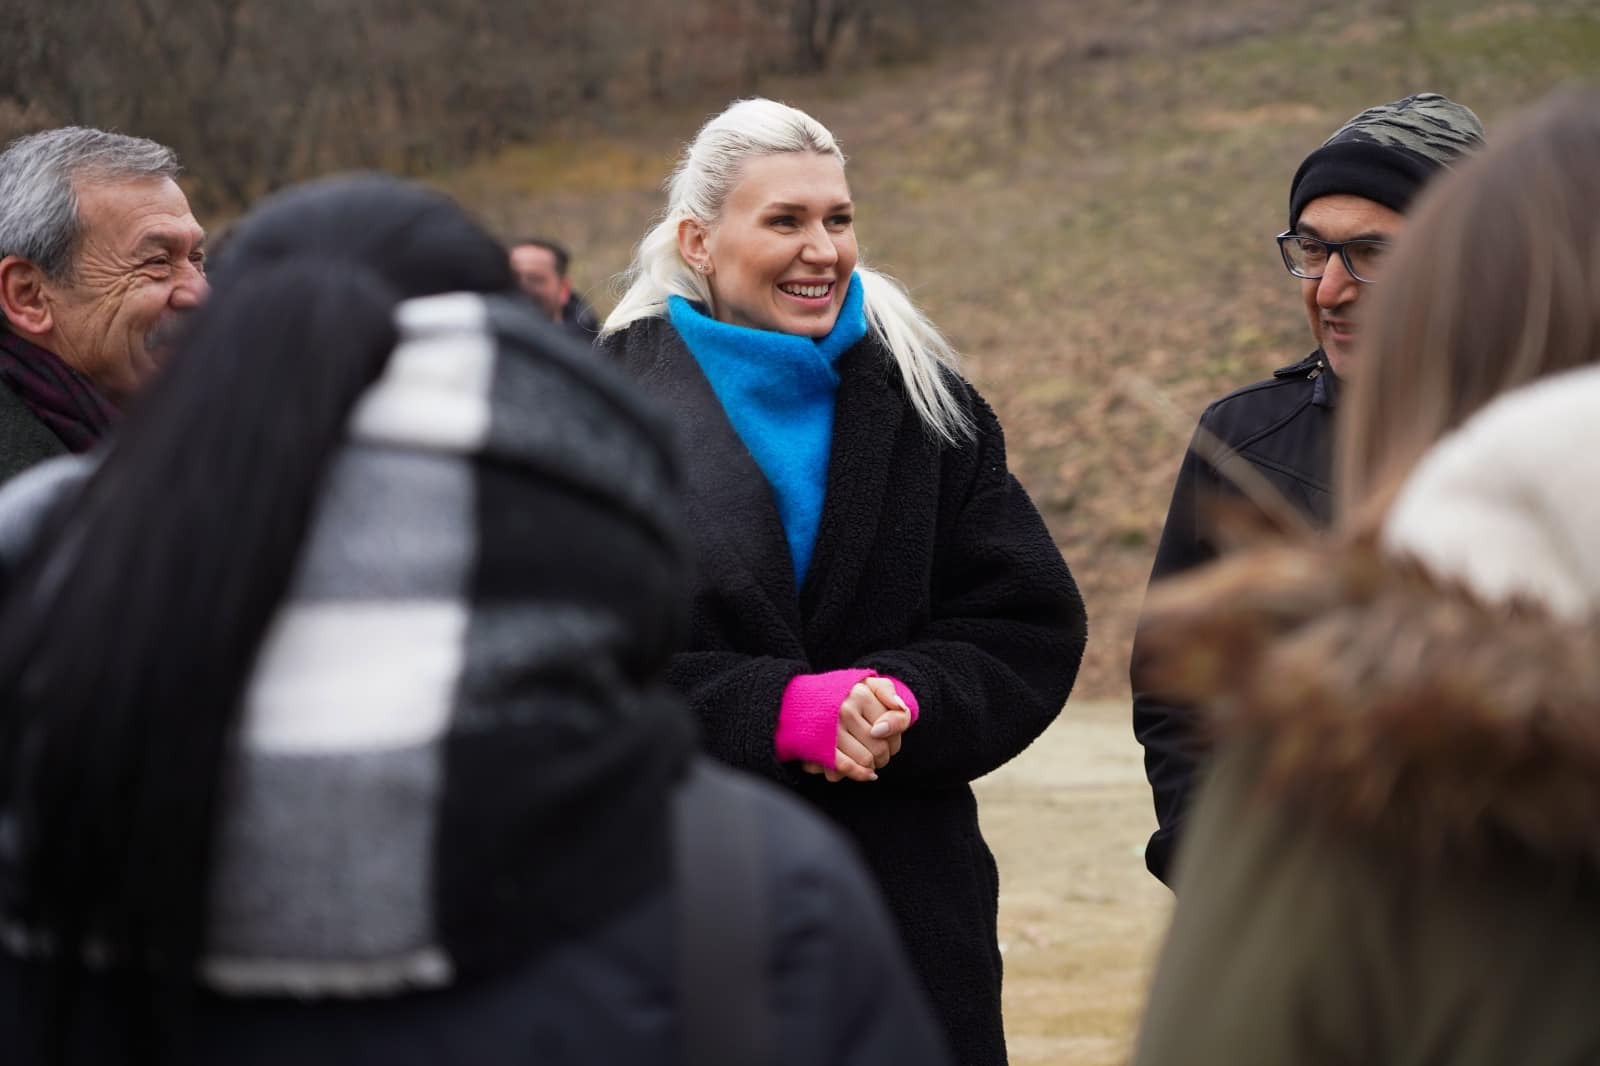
left=0, top=127, right=180, bottom=281
left=604, top=98, right=972, bottom=443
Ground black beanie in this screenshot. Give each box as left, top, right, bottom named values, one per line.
left=1289, top=93, right=1484, bottom=229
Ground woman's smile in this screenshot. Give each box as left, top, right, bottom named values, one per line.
left=777, top=278, right=835, bottom=303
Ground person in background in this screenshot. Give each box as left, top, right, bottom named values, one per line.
left=1131, top=92, right=1484, bottom=885
left=0, top=173, right=951, bottom=1066
left=1130, top=88, right=1600, bottom=1066
left=601, top=97, right=1087, bottom=1065
left=508, top=236, right=599, bottom=341
left=0, top=127, right=206, bottom=482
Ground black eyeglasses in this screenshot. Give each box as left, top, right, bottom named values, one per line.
left=1275, top=232, right=1391, bottom=284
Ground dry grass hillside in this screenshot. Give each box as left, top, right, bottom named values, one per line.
left=441, top=0, right=1599, bottom=703
left=433, top=5, right=1597, bottom=1060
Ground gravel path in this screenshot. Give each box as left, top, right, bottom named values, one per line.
left=974, top=700, right=1175, bottom=1065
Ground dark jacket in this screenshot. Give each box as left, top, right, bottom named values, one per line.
left=0, top=378, right=68, bottom=485
left=1130, top=537, right=1600, bottom=1066
left=606, top=317, right=1087, bottom=1066
left=1131, top=350, right=1337, bottom=885
left=0, top=759, right=952, bottom=1066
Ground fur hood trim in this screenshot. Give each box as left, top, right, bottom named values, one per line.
left=1137, top=535, right=1600, bottom=865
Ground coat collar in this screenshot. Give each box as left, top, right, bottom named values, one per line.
left=798, top=340, right=907, bottom=640
left=621, top=317, right=796, bottom=609
left=1273, top=349, right=1339, bottom=409
left=606, top=318, right=909, bottom=644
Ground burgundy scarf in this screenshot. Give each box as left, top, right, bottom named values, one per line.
left=0, top=330, right=118, bottom=452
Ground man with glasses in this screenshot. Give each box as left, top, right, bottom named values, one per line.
left=1132, top=94, right=1483, bottom=888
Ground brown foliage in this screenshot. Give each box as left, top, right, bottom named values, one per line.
left=1, top=0, right=994, bottom=212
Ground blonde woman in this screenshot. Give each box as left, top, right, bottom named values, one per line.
left=602, top=98, right=1087, bottom=1064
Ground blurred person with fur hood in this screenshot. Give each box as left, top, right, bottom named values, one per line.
left=1131, top=87, right=1600, bottom=1065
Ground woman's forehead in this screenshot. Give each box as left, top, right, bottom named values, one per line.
left=727, top=152, right=850, bottom=208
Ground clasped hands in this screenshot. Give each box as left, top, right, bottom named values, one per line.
left=801, top=676, right=914, bottom=783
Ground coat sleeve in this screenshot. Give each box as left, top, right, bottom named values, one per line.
left=664, top=650, right=811, bottom=783
left=1131, top=415, right=1225, bottom=885
left=860, top=390, right=1087, bottom=786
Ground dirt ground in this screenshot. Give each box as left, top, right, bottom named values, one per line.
left=974, top=700, right=1174, bottom=1066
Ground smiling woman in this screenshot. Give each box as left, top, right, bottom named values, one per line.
left=600, top=97, right=1089, bottom=1066
left=677, top=151, right=858, bottom=337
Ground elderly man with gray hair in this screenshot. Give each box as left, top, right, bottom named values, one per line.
left=0, top=127, right=206, bottom=482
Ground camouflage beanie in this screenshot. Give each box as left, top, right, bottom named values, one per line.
left=1289, top=92, right=1484, bottom=228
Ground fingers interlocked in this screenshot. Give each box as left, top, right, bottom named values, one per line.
left=830, top=677, right=914, bottom=782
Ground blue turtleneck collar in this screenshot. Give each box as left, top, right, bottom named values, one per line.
left=667, top=273, right=867, bottom=586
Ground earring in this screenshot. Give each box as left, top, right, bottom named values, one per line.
left=696, top=262, right=710, bottom=274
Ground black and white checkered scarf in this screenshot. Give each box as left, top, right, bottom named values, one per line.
left=193, top=292, right=695, bottom=996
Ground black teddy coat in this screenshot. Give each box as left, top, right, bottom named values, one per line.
left=608, top=318, right=1087, bottom=1066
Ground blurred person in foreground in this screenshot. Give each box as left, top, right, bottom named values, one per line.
left=508, top=236, right=600, bottom=341
left=0, top=174, right=950, bottom=1066
left=1132, top=92, right=1484, bottom=885
left=600, top=97, right=1087, bottom=1065
left=0, top=128, right=206, bottom=481
left=1130, top=88, right=1600, bottom=1065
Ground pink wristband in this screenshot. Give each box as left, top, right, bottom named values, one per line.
left=775, top=670, right=921, bottom=765
left=776, top=669, right=874, bottom=766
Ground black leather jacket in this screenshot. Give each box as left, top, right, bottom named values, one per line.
left=1132, top=351, right=1338, bottom=886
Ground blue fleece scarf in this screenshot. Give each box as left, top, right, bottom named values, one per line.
left=668, top=273, right=867, bottom=587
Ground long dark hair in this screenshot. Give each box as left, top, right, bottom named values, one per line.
left=0, top=174, right=512, bottom=1060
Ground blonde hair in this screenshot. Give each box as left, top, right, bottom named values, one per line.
left=603, top=98, right=972, bottom=442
